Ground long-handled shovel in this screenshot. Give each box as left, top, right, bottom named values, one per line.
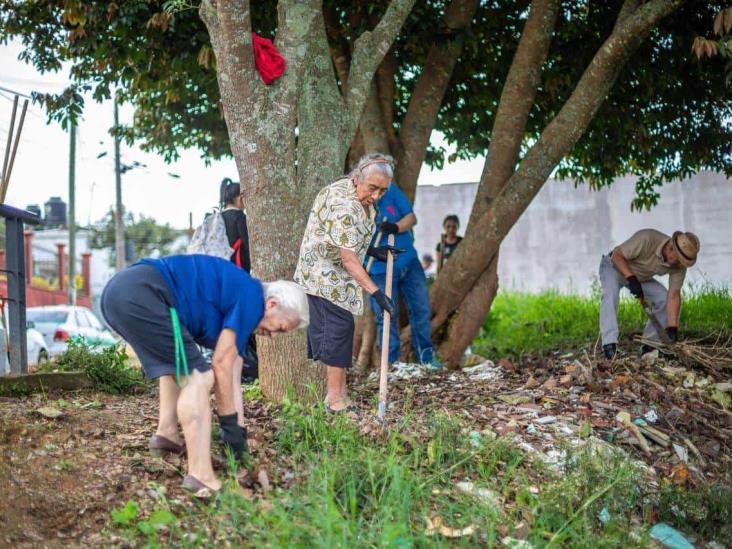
left=377, top=233, right=396, bottom=421
left=640, top=299, right=674, bottom=346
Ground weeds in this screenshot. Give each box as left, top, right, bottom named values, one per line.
left=474, top=286, right=732, bottom=357
left=114, top=405, right=675, bottom=546
left=42, top=338, right=144, bottom=395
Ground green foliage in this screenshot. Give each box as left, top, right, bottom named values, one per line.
left=46, top=338, right=143, bottom=394
left=116, top=405, right=664, bottom=546
left=89, top=209, right=183, bottom=265
left=659, top=484, right=732, bottom=544
left=473, top=286, right=732, bottom=358
left=1, top=1, right=730, bottom=202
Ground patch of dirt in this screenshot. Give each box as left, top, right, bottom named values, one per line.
left=0, top=390, right=277, bottom=546
left=1, top=349, right=729, bottom=544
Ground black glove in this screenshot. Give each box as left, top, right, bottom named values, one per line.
left=626, top=275, right=644, bottom=301
left=218, top=413, right=248, bottom=462
left=665, top=326, right=678, bottom=342
left=378, top=221, right=400, bottom=235
left=371, top=289, right=397, bottom=317
left=366, top=245, right=405, bottom=263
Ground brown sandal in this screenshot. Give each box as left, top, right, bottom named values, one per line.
left=181, top=475, right=220, bottom=498
left=149, top=435, right=186, bottom=457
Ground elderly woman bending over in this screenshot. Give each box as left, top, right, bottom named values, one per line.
left=101, top=254, right=308, bottom=495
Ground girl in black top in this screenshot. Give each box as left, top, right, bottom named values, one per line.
left=219, top=178, right=252, bottom=272
left=436, top=214, right=462, bottom=275
left=220, top=178, right=258, bottom=380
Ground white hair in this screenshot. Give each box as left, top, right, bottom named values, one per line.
left=262, top=280, right=309, bottom=329
left=350, top=153, right=395, bottom=181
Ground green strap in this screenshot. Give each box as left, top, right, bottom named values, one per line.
left=169, top=307, right=189, bottom=386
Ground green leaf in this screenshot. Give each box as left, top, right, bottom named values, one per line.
left=111, top=500, right=138, bottom=525
left=148, top=509, right=176, bottom=528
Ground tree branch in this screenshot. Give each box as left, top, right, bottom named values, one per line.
left=398, top=0, right=480, bottom=201
left=430, top=0, right=686, bottom=325
left=466, top=0, right=560, bottom=228
left=345, top=0, right=416, bottom=139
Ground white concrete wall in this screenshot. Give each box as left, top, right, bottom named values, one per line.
left=412, top=171, right=732, bottom=294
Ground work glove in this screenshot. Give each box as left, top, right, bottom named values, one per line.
left=371, top=289, right=397, bottom=317
left=366, top=245, right=405, bottom=263
left=626, top=275, right=644, bottom=301
left=665, top=326, right=678, bottom=342
left=377, top=221, right=400, bottom=236
left=218, top=413, right=248, bottom=462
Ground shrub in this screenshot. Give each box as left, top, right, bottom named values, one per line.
left=45, top=338, right=144, bottom=394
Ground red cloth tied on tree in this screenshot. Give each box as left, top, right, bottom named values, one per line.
left=252, top=32, right=285, bottom=85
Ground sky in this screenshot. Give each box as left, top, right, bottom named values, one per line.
left=0, top=39, right=485, bottom=230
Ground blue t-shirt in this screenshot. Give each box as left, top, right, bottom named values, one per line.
left=139, top=255, right=264, bottom=357
left=368, top=184, right=418, bottom=275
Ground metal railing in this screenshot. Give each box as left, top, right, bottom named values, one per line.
left=0, top=204, right=40, bottom=374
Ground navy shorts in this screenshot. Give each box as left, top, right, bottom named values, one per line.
left=100, top=264, right=210, bottom=380
left=306, top=294, right=354, bottom=368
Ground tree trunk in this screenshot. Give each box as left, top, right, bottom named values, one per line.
left=437, top=255, right=498, bottom=367
left=201, top=0, right=416, bottom=402
left=429, top=0, right=684, bottom=347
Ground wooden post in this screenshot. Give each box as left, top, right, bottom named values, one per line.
left=56, top=243, right=66, bottom=293
left=23, top=231, right=33, bottom=285
left=377, top=233, right=396, bottom=420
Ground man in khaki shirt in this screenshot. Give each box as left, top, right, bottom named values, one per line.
left=599, top=228, right=700, bottom=358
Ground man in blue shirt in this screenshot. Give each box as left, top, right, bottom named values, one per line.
left=101, top=255, right=309, bottom=495
left=367, top=184, right=438, bottom=366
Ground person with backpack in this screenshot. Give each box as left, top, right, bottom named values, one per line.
left=220, top=178, right=251, bottom=272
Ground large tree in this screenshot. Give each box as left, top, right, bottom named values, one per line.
left=2, top=1, right=730, bottom=387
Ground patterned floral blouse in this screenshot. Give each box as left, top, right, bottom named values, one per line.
left=294, top=177, right=375, bottom=315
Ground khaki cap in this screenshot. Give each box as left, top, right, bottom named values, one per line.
left=671, top=231, right=700, bottom=268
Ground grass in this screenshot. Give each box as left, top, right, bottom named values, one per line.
left=473, top=284, right=732, bottom=358
left=39, top=338, right=144, bottom=395
left=111, top=404, right=668, bottom=547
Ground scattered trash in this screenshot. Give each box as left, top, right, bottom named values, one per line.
left=536, top=416, right=557, bottom=425
left=598, top=507, right=611, bottom=525
left=36, top=406, right=63, bottom=419
left=369, top=362, right=430, bottom=382
left=526, top=424, right=537, bottom=435
left=616, top=411, right=651, bottom=455
left=498, top=394, right=532, bottom=406
left=502, top=537, right=533, bottom=548
left=424, top=515, right=476, bottom=538
left=672, top=443, right=689, bottom=463
left=714, top=382, right=732, bottom=393
left=649, top=523, right=694, bottom=549
left=455, top=481, right=501, bottom=508
left=463, top=361, right=503, bottom=381
left=468, top=431, right=481, bottom=448
left=644, top=409, right=658, bottom=423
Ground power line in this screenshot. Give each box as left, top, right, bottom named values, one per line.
left=0, top=85, right=32, bottom=99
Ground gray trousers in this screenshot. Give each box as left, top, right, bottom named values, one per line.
left=599, top=255, right=667, bottom=345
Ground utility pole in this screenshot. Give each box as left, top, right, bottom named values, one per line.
left=68, top=122, right=77, bottom=305
left=113, top=96, right=126, bottom=271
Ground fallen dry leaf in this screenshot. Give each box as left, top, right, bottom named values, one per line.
left=424, top=515, right=476, bottom=538
left=36, top=406, right=63, bottom=419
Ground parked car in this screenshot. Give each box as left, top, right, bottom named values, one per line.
left=26, top=321, right=49, bottom=366
left=26, top=306, right=117, bottom=357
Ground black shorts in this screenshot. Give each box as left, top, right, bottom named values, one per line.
left=306, top=294, right=354, bottom=369
left=100, top=264, right=210, bottom=380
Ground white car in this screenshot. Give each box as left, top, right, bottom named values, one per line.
left=26, top=306, right=117, bottom=357
left=26, top=323, right=49, bottom=366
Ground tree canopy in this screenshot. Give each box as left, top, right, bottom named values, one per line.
left=89, top=210, right=183, bottom=265
left=2, top=1, right=730, bottom=208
